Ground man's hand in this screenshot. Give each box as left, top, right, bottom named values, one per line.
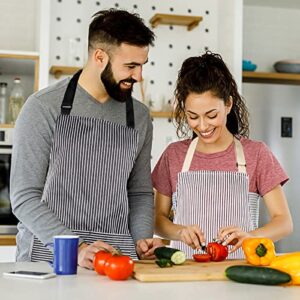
left=136, top=238, right=165, bottom=259
left=78, top=241, right=115, bottom=269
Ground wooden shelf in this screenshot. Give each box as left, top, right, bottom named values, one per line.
left=0, top=50, right=40, bottom=91
left=0, top=124, right=14, bottom=128
left=243, top=71, right=300, bottom=85
left=49, top=65, right=81, bottom=79
left=150, top=111, right=173, bottom=118
left=0, top=235, right=16, bottom=246
left=149, top=14, right=203, bottom=31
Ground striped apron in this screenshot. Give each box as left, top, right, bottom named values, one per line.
left=170, top=137, right=260, bottom=259
left=31, top=70, right=139, bottom=261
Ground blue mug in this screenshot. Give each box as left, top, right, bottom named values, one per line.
left=53, top=235, right=79, bottom=275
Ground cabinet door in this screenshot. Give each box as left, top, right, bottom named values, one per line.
left=0, top=246, right=16, bottom=262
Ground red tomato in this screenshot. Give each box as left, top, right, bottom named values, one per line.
left=193, top=253, right=211, bottom=262
left=94, top=250, right=113, bottom=275
left=104, top=255, right=134, bottom=281
left=206, top=242, right=228, bottom=262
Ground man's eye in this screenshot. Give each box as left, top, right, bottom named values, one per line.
left=127, top=65, right=135, bottom=69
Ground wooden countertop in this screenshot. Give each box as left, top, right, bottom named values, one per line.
left=0, top=235, right=16, bottom=246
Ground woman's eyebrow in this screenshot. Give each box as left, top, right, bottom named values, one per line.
left=186, top=109, right=217, bottom=114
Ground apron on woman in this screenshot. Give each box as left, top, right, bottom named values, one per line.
left=171, top=137, right=260, bottom=259
left=31, top=70, right=139, bottom=261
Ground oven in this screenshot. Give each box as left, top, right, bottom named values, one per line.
left=0, top=126, right=18, bottom=234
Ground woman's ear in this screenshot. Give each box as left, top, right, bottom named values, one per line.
left=226, top=96, right=233, bottom=114
left=93, top=48, right=109, bottom=71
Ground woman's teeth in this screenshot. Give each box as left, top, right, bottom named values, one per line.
left=200, top=129, right=214, bottom=137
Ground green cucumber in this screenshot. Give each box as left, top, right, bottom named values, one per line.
left=155, top=258, right=173, bottom=268
left=225, top=265, right=291, bottom=285
left=154, top=247, right=186, bottom=265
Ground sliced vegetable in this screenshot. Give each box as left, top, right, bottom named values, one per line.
left=206, top=242, right=228, bottom=262
left=242, top=238, right=276, bottom=266
left=225, top=265, right=291, bottom=285
left=270, top=252, right=300, bottom=285
left=155, top=258, right=173, bottom=268
left=154, top=247, right=186, bottom=265
left=193, top=253, right=211, bottom=263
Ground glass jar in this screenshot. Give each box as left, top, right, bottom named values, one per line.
left=0, top=82, right=8, bottom=124
left=9, top=77, right=25, bottom=124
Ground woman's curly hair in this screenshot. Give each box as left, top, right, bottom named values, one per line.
left=174, top=52, right=249, bottom=138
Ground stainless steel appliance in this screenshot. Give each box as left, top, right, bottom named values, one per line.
left=0, top=126, right=18, bottom=234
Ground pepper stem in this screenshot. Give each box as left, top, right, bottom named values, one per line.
left=256, top=243, right=267, bottom=257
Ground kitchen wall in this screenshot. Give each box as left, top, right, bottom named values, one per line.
left=243, top=3, right=300, bottom=252
left=0, top=0, right=38, bottom=52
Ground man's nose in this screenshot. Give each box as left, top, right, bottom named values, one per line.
left=132, top=66, right=143, bottom=82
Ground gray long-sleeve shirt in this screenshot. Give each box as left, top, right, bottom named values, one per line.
left=10, top=78, right=154, bottom=261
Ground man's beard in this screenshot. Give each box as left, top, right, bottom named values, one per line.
left=101, top=62, right=136, bottom=103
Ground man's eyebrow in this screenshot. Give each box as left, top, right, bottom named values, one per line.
left=124, top=59, right=148, bottom=66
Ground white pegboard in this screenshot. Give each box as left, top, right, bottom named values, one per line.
left=48, top=0, right=222, bottom=167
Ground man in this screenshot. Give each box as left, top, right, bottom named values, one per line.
left=10, top=9, right=162, bottom=269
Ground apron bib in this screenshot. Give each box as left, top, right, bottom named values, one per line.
left=171, top=137, right=260, bottom=259
left=31, top=70, right=139, bottom=261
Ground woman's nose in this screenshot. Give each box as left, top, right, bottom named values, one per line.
left=196, top=118, right=209, bottom=131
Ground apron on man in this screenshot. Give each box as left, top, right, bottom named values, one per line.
left=171, top=137, right=260, bottom=259
left=31, top=70, right=138, bottom=261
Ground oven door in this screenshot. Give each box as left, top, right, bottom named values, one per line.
left=0, top=146, right=18, bottom=234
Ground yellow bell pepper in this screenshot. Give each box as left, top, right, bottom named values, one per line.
left=270, top=252, right=300, bottom=285
left=242, top=238, right=276, bottom=266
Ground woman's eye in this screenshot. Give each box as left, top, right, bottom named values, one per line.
left=208, top=114, right=217, bottom=119
left=189, top=115, right=198, bottom=120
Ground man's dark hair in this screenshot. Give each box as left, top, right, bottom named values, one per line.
left=88, top=9, right=155, bottom=51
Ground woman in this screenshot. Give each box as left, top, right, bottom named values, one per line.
left=152, top=52, right=293, bottom=258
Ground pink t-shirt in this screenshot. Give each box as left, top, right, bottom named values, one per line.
left=152, top=137, right=288, bottom=197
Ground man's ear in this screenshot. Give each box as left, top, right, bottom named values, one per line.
left=93, top=48, right=109, bottom=70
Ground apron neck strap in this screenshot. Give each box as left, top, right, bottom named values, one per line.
left=126, top=97, right=135, bottom=129
left=234, top=137, right=247, bottom=173
left=181, top=136, right=247, bottom=173
left=60, top=70, right=135, bottom=129
left=61, top=70, right=82, bottom=115
left=181, top=137, right=198, bottom=172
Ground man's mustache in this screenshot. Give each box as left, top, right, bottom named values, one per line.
left=120, top=78, right=137, bottom=84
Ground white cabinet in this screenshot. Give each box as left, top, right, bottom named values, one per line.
left=0, top=246, right=16, bottom=262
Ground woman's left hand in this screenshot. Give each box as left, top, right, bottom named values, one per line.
left=217, top=226, right=253, bottom=253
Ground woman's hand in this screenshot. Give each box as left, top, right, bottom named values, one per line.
left=218, top=226, right=253, bottom=253
left=78, top=241, right=115, bottom=269
left=177, top=225, right=205, bottom=250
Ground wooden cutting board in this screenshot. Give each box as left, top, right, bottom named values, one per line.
left=133, top=259, right=250, bottom=282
